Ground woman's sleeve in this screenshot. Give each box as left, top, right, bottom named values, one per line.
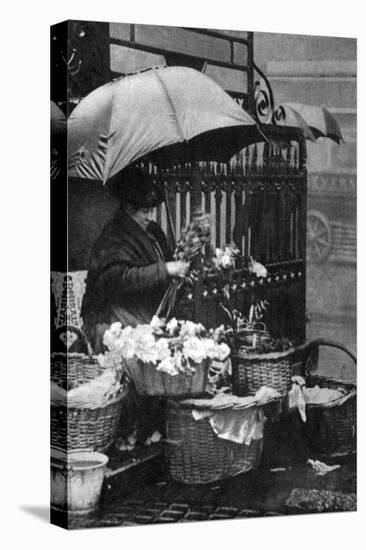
left=99, top=260, right=169, bottom=295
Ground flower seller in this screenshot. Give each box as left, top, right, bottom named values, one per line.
left=82, top=167, right=189, bottom=353
left=81, top=167, right=189, bottom=444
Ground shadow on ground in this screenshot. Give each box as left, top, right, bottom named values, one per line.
left=20, top=506, right=49, bottom=523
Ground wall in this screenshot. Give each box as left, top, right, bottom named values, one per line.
left=254, top=31, right=357, bottom=377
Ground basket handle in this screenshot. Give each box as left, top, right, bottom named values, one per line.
left=299, top=338, right=356, bottom=378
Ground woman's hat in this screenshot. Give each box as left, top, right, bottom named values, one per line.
left=110, top=167, right=164, bottom=208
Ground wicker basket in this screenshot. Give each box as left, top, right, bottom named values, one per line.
left=165, top=400, right=263, bottom=484
left=231, top=348, right=294, bottom=397
left=51, top=353, right=105, bottom=390
left=292, top=339, right=356, bottom=455
left=125, top=357, right=209, bottom=398
left=51, top=353, right=128, bottom=452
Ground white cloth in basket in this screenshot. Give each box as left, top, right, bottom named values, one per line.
left=190, top=386, right=279, bottom=445
left=289, top=376, right=344, bottom=422
left=51, top=368, right=121, bottom=408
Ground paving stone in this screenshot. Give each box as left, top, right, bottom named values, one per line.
left=208, top=513, right=234, bottom=521
left=183, top=511, right=208, bottom=521
left=158, top=510, right=185, bottom=521
left=169, top=503, right=191, bottom=512
left=200, top=505, right=216, bottom=514
left=214, top=506, right=239, bottom=516
left=133, top=513, right=156, bottom=524
left=144, top=506, right=165, bottom=514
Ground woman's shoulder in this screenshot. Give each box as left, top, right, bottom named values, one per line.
left=148, top=221, right=165, bottom=239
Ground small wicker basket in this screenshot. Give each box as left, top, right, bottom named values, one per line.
left=165, top=399, right=263, bottom=484
left=51, top=353, right=105, bottom=390
left=51, top=353, right=128, bottom=452
left=231, top=348, right=294, bottom=397
left=292, top=339, right=356, bottom=455
left=125, top=357, right=209, bottom=398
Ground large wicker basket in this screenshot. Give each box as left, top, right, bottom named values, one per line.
left=125, top=357, right=209, bottom=398
left=165, top=399, right=263, bottom=484
left=51, top=353, right=128, bottom=452
left=231, top=348, right=294, bottom=397
left=291, top=339, right=356, bottom=455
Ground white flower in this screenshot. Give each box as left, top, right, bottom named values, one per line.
left=135, top=333, right=159, bottom=364
left=150, top=316, right=164, bottom=330
left=117, top=326, right=137, bottom=358
left=249, top=258, right=268, bottom=278
left=221, top=252, right=234, bottom=268
left=180, top=320, right=202, bottom=338
left=156, top=356, right=179, bottom=376
left=183, top=336, right=207, bottom=364
left=215, top=342, right=231, bottom=361
left=103, top=322, right=123, bottom=350
left=203, top=340, right=230, bottom=361
left=166, top=317, right=179, bottom=335
left=156, top=338, right=171, bottom=361
left=151, top=430, right=162, bottom=443
left=97, top=350, right=123, bottom=370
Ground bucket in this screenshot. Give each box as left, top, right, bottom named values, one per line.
left=51, top=449, right=109, bottom=515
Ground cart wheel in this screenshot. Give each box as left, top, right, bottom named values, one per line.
left=306, top=210, right=332, bottom=265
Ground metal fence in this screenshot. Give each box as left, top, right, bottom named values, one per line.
left=138, top=125, right=307, bottom=342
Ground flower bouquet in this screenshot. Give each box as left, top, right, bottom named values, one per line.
left=103, top=317, right=231, bottom=398
left=156, top=212, right=211, bottom=319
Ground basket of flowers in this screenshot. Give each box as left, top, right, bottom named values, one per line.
left=103, top=317, right=230, bottom=398
left=221, top=298, right=294, bottom=397
left=288, top=338, right=356, bottom=455
left=51, top=351, right=128, bottom=452
left=165, top=387, right=280, bottom=484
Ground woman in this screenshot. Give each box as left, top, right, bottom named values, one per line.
left=82, top=168, right=189, bottom=353
left=81, top=169, right=189, bottom=444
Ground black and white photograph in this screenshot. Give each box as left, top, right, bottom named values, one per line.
left=48, top=17, right=357, bottom=530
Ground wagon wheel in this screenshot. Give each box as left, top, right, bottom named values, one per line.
left=306, top=210, right=332, bottom=264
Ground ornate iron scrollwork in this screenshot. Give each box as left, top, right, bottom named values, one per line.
left=272, top=104, right=286, bottom=124
left=253, top=62, right=275, bottom=124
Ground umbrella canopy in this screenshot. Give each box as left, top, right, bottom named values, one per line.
left=275, top=103, right=344, bottom=144
left=273, top=104, right=316, bottom=142
left=68, top=66, right=258, bottom=183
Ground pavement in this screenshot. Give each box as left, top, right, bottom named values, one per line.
left=53, top=442, right=356, bottom=530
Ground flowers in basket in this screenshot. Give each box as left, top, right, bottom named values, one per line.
left=103, top=317, right=231, bottom=397
left=103, top=317, right=231, bottom=377
left=220, top=294, right=271, bottom=351
left=220, top=294, right=294, bottom=355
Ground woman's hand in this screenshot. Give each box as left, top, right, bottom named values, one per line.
left=166, top=261, right=190, bottom=279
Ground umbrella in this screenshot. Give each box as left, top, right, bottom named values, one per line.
left=68, top=66, right=260, bottom=183
left=275, top=102, right=344, bottom=144
left=273, top=104, right=317, bottom=142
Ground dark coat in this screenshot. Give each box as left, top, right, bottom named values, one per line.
left=82, top=208, right=170, bottom=353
